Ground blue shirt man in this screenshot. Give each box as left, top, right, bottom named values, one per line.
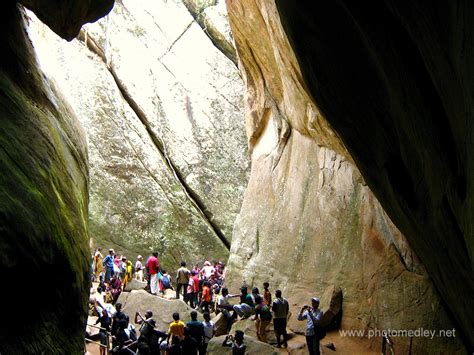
left=298, top=297, right=323, bottom=355
left=102, top=249, right=115, bottom=282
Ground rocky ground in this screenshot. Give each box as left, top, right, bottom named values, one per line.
left=85, top=281, right=379, bottom=354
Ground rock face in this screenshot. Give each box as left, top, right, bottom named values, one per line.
left=207, top=334, right=279, bottom=355
left=117, top=290, right=202, bottom=332
left=230, top=318, right=278, bottom=345
left=274, top=0, right=474, bottom=351
left=28, top=0, right=249, bottom=270
left=124, top=279, right=147, bottom=292
left=225, top=1, right=463, bottom=353
left=0, top=2, right=90, bottom=353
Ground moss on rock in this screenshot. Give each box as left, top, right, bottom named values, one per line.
left=0, top=3, right=89, bottom=353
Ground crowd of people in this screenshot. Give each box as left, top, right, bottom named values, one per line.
left=91, top=249, right=226, bottom=306
left=89, top=248, right=326, bottom=355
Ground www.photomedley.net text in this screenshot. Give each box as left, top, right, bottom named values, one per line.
left=339, top=327, right=456, bottom=340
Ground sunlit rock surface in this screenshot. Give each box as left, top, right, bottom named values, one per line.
left=0, top=3, right=89, bottom=353
left=28, top=0, right=249, bottom=269
left=225, top=1, right=463, bottom=353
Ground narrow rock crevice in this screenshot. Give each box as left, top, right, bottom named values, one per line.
left=158, top=20, right=194, bottom=61
left=77, top=30, right=231, bottom=250
left=181, top=0, right=238, bottom=67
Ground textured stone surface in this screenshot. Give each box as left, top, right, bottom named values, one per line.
left=124, top=279, right=147, bottom=292
left=274, top=0, right=474, bottom=351
left=28, top=0, right=249, bottom=270
left=213, top=312, right=229, bottom=337
left=230, top=317, right=278, bottom=345
left=207, top=334, right=279, bottom=355
left=225, top=1, right=463, bottom=353
left=319, top=285, right=342, bottom=328
left=0, top=3, right=89, bottom=353
left=117, top=290, right=202, bottom=332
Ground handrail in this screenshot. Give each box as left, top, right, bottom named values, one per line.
left=381, top=334, right=395, bottom=355
left=85, top=324, right=110, bottom=354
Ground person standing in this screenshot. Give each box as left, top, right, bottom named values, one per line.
left=135, top=255, right=144, bottom=281
left=122, top=257, right=133, bottom=289
left=95, top=308, right=111, bottom=355
left=200, top=281, right=211, bottom=314
left=160, top=269, right=173, bottom=293
left=181, top=327, right=199, bottom=355
left=272, top=289, right=289, bottom=348
left=186, top=310, right=204, bottom=354
left=94, top=248, right=104, bottom=281
left=102, top=249, right=114, bottom=283
left=147, top=252, right=160, bottom=295
left=263, top=282, right=272, bottom=306
left=168, top=312, right=185, bottom=341
left=200, top=261, right=214, bottom=280
left=253, top=295, right=272, bottom=343
left=176, top=261, right=190, bottom=302
left=111, top=303, right=127, bottom=348
left=202, top=312, right=215, bottom=354
left=297, top=297, right=323, bottom=355
left=187, top=270, right=199, bottom=308
left=113, top=254, right=122, bottom=275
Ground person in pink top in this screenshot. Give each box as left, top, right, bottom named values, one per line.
left=147, top=252, right=160, bottom=295
left=187, top=270, right=200, bottom=308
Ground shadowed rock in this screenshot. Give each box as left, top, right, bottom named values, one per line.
left=20, top=0, right=114, bottom=40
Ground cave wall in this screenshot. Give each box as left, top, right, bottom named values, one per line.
left=0, top=0, right=113, bottom=352
left=225, top=0, right=463, bottom=353
left=0, top=2, right=93, bottom=353
left=274, top=0, right=474, bottom=350
left=27, top=0, right=249, bottom=270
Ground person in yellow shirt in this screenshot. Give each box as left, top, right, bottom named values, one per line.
left=168, top=312, right=185, bottom=341
left=122, top=257, right=134, bottom=289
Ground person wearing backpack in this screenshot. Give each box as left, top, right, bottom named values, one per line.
left=252, top=295, right=272, bottom=343
left=297, top=297, right=324, bottom=355
left=161, top=269, right=172, bottom=291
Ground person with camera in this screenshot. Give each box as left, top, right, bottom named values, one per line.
left=222, top=330, right=246, bottom=355
left=297, top=297, right=324, bottom=355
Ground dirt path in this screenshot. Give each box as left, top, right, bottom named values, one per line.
left=271, top=330, right=378, bottom=354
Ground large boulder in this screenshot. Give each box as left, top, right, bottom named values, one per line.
left=213, top=312, right=229, bottom=337
left=320, top=285, right=342, bottom=329
left=207, top=335, right=279, bottom=355
left=124, top=279, right=147, bottom=292
left=230, top=317, right=283, bottom=345
left=117, top=290, right=202, bottom=332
